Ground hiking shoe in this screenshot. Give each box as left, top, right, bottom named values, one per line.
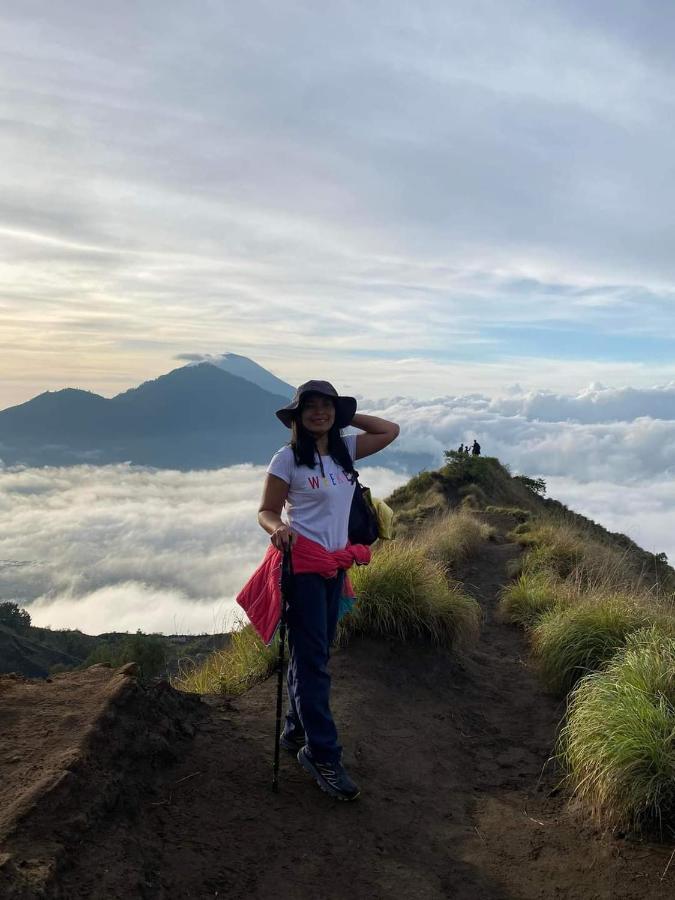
left=279, top=730, right=306, bottom=754
left=297, top=746, right=360, bottom=801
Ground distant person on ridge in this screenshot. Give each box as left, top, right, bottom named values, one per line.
left=458, top=443, right=464, bottom=454
left=472, top=440, right=481, bottom=456
left=252, top=380, right=399, bottom=801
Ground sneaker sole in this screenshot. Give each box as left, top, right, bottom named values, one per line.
left=297, top=750, right=361, bottom=802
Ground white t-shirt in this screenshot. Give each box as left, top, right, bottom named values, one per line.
left=266, top=433, right=358, bottom=552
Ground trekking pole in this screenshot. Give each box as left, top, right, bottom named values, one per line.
left=272, top=543, right=292, bottom=792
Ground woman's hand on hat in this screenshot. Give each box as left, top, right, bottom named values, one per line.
left=271, top=525, right=295, bottom=550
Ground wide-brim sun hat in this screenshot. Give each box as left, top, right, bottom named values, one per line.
left=276, top=380, right=357, bottom=429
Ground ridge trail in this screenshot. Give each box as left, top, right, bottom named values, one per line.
left=57, top=539, right=671, bottom=899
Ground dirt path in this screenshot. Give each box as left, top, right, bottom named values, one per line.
left=53, top=540, right=674, bottom=899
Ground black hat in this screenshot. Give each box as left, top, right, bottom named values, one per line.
left=275, top=380, right=357, bottom=429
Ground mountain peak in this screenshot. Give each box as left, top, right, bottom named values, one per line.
left=179, top=353, right=295, bottom=399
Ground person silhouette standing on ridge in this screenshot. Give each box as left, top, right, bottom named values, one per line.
left=257, top=380, right=399, bottom=801
left=472, top=439, right=481, bottom=456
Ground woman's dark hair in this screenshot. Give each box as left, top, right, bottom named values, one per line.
left=289, top=396, right=356, bottom=479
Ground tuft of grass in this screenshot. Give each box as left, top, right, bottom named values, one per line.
left=339, top=541, right=481, bottom=649
left=485, top=506, right=532, bottom=523
left=418, top=510, right=493, bottom=572
left=531, top=598, right=653, bottom=695
left=521, top=526, right=585, bottom=580
left=500, top=573, right=560, bottom=627
left=559, top=627, right=675, bottom=830
left=173, top=622, right=277, bottom=695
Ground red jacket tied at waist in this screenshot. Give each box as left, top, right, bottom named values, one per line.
left=236, top=533, right=372, bottom=645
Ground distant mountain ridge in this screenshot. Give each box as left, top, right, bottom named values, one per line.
left=0, top=362, right=290, bottom=469
left=0, top=356, right=425, bottom=472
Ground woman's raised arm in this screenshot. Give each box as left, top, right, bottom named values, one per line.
left=350, top=413, right=400, bottom=460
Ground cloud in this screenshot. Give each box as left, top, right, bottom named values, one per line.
left=2, top=389, right=674, bottom=636
left=364, top=384, right=675, bottom=483
left=488, top=383, right=675, bottom=424
left=546, top=476, right=675, bottom=566
left=0, top=461, right=407, bottom=634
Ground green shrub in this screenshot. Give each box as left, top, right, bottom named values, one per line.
left=500, top=574, right=560, bottom=627
left=174, top=623, right=277, bottom=695
left=514, top=474, right=547, bottom=496
left=0, top=601, right=31, bottom=634
left=531, top=598, right=652, bottom=695
left=340, top=541, right=481, bottom=648
left=84, top=630, right=167, bottom=681
left=559, top=627, right=675, bottom=830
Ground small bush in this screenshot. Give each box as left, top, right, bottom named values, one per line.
left=84, top=630, right=167, bottom=681
left=560, top=627, right=675, bottom=830
left=500, top=574, right=560, bottom=627
left=0, top=601, right=31, bottom=634
left=340, top=541, right=481, bottom=648
left=514, top=474, right=547, bottom=496
left=531, top=598, right=652, bottom=695
left=174, top=623, right=277, bottom=695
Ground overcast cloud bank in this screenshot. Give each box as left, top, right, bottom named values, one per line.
left=2, top=381, right=674, bottom=634
left=2, top=382, right=675, bottom=634
left=367, top=383, right=675, bottom=483
left=0, top=462, right=405, bottom=634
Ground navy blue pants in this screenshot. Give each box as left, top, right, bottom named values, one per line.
left=283, top=571, right=344, bottom=765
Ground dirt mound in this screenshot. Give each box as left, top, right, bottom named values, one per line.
left=0, top=664, right=204, bottom=899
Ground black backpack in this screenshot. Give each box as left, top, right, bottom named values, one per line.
left=348, top=471, right=379, bottom=545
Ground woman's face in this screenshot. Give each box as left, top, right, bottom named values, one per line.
left=299, top=393, right=336, bottom=437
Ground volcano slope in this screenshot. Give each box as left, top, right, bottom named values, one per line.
left=49, top=532, right=674, bottom=900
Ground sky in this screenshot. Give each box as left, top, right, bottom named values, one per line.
left=1, top=3, right=675, bottom=633
left=2, top=0, right=675, bottom=405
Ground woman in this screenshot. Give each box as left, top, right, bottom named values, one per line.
left=258, top=379, right=399, bottom=800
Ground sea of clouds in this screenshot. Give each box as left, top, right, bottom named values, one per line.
left=1, top=382, right=673, bottom=635
left=0, top=461, right=405, bottom=635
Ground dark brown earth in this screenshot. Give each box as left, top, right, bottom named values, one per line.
left=0, top=664, right=203, bottom=899
left=3, top=536, right=675, bottom=899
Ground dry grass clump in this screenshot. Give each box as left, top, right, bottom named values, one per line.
left=519, top=522, right=586, bottom=580
left=531, top=597, right=653, bottom=695
left=512, top=518, right=649, bottom=606
left=500, top=573, right=561, bottom=627
left=418, top=510, right=494, bottom=572
left=485, top=506, right=531, bottom=523
left=174, top=622, right=277, bottom=695
left=340, top=540, right=481, bottom=649
left=559, top=627, right=675, bottom=830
